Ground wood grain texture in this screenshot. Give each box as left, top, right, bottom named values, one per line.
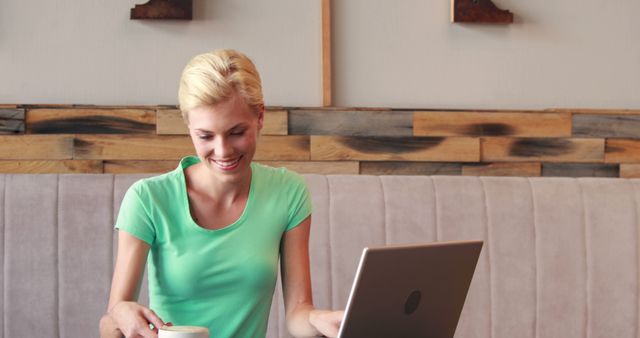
left=157, top=109, right=288, bottom=135
left=311, top=136, right=479, bottom=162
left=0, top=109, right=25, bottom=134
left=255, top=136, right=310, bottom=161
left=27, top=109, right=155, bottom=134
left=73, top=135, right=193, bottom=160
left=0, top=109, right=25, bottom=119
left=360, top=162, right=462, bottom=175
left=605, top=139, right=640, bottom=163
left=156, top=109, right=185, bottom=135
left=262, top=110, right=289, bottom=135
left=542, top=163, right=619, bottom=177
left=68, top=104, right=176, bottom=109
left=104, top=161, right=176, bottom=173
left=290, top=110, right=412, bottom=136
left=573, top=114, right=640, bottom=138
left=257, top=161, right=359, bottom=175
left=414, top=111, right=571, bottom=137
left=620, top=164, right=640, bottom=178
left=74, top=135, right=308, bottom=161
left=482, top=138, right=604, bottom=162
left=0, top=120, right=24, bottom=134
left=21, top=104, right=75, bottom=109
left=0, top=135, right=74, bottom=159
left=462, top=162, right=541, bottom=176
left=0, top=160, right=102, bottom=173
left=549, top=108, right=640, bottom=115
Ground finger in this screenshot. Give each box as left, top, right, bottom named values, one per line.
left=138, top=326, right=159, bottom=338
left=143, top=308, right=165, bottom=332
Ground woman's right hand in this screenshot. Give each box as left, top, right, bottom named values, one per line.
left=109, top=301, right=166, bottom=338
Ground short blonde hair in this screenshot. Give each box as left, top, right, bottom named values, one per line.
left=178, top=49, right=264, bottom=122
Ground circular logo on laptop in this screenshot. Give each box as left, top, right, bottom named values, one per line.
left=404, top=289, right=422, bottom=315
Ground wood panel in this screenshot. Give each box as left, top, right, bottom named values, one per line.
left=542, top=163, right=619, bottom=177
left=290, top=110, right=412, bottom=136
left=462, top=162, right=541, bottom=177
left=257, top=161, right=359, bottom=175
left=157, top=109, right=288, bottom=135
left=0, top=109, right=24, bottom=119
left=620, top=164, right=640, bottom=178
left=311, top=136, right=479, bottom=162
left=605, top=139, right=640, bottom=163
left=573, top=114, right=640, bottom=138
left=0, top=109, right=25, bottom=134
left=0, top=135, right=74, bottom=160
left=0, top=160, right=102, bottom=173
left=549, top=108, right=640, bottom=115
left=104, top=160, right=177, bottom=174
left=73, top=135, right=193, bottom=160
left=414, top=111, right=571, bottom=137
left=0, top=104, right=18, bottom=108
left=0, top=120, right=24, bottom=134
left=255, top=136, right=310, bottom=161
left=360, top=162, right=461, bottom=175
left=27, top=109, right=155, bottom=134
left=482, top=138, right=604, bottom=163
left=155, top=109, right=185, bottom=135
left=74, top=135, right=309, bottom=161
left=63, top=104, right=174, bottom=109
left=262, top=110, right=288, bottom=135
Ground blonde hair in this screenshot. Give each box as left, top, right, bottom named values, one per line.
left=178, top=49, right=264, bottom=122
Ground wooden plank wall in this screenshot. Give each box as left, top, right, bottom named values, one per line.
left=0, top=105, right=639, bottom=177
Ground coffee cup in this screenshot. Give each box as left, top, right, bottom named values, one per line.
left=158, top=325, right=210, bottom=338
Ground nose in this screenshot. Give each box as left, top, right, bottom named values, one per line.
left=214, top=136, right=233, bottom=158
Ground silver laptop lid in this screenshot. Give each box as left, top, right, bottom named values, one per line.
left=337, top=240, right=483, bottom=338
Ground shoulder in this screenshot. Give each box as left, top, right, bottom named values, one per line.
left=252, top=162, right=306, bottom=187
left=128, top=167, right=182, bottom=198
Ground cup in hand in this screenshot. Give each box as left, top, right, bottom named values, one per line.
left=158, top=325, right=209, bottom=338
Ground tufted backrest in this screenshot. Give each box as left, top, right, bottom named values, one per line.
left=1, top=174, right=639, bottom=338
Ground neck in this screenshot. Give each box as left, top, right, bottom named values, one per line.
left=190, top=163, right=252, bottom=204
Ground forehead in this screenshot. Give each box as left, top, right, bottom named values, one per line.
left=188, top=92, right=256, bottom=129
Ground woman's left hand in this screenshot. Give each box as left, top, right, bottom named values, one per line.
left=309, top=309, right=344, bottom=338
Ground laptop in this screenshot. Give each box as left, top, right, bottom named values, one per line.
left=337, top=240, right=483, bottom=338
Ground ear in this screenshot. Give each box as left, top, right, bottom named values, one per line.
left=257, top=104, right=265, bottom=131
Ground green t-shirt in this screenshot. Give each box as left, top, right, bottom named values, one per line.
left=115, top=156, right=312, bottom=338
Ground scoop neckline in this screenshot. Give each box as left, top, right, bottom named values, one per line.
left=178, top=156, right=256, bottom=234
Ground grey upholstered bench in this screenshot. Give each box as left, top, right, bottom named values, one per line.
left=1, top=174, right=639, bottom=338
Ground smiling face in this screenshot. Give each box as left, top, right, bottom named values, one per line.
left=187, top=90, right=264, bottom=185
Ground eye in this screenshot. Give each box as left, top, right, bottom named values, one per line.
left=230, top=129, right=245, bottom=136
left=197, top=134, right=212, bottom=140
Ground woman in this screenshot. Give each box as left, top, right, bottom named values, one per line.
left=100, top=49, right=344, bottom=338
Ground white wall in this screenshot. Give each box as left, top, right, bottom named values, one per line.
left=1, top=0, right=638, bottom=109
left=0, top=0, right=321, bottom=106
left=334, top=0, right=640, bottom=109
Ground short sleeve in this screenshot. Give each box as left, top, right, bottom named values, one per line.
left=285, top=171, right=312, bottom=232
left=115, top=181, right=156, bottom=245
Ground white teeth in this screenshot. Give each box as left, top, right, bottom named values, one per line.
left=213, top=158, right=240, bottom=168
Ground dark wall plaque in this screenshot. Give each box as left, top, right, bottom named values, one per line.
left=451, top=0, right=513, bottom=24
left=131, top=0, right=193, bottom=20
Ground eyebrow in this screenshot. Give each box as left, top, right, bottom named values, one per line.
left=194, top=123, right=248, bottom=133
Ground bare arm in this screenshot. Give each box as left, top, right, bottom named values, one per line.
left=281, top=216, right=344, bottom=338
left=100, top=231, right=165, bottom=338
